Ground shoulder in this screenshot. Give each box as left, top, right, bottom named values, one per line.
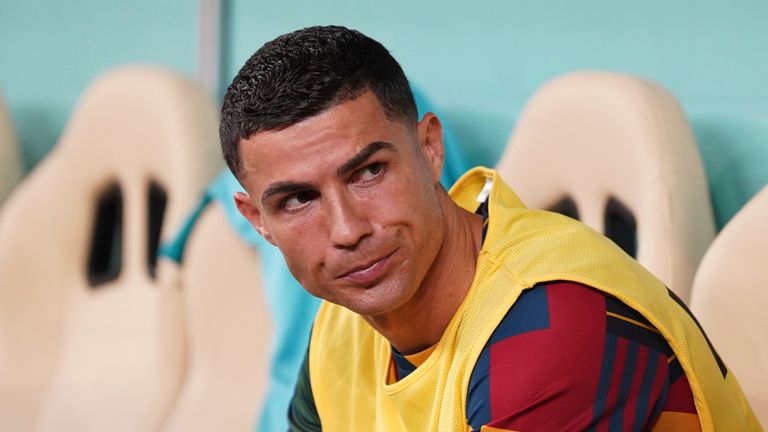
left=466, top=281, right=677, bottom=431
left=466, top=282, right=607, bottom=428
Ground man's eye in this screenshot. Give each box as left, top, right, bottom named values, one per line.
left=355, top=162, right=385, bottom=183
left=282, top=191, right=316, bottom=211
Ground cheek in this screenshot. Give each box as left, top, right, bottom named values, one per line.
left=271, top=222, right=323, bottom=270
left=385, top=172, right=441, bottom=219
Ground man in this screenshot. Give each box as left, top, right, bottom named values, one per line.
left=220, top=26, right=759, bottom=431
left=161, top=88, right=468, bottom=432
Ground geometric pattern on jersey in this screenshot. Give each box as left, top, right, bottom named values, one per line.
left=459, top=281, right=700, bottom=432
left=389, top=280, right=702, bottom=431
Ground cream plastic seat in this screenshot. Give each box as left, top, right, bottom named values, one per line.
left=161, top=201, right=272, bottom=432
left=0, top=66, right=221, bottom=431
left=0, top=89, right=23, bottom=206
left=690, top=186, right=768, bottom=427
left=497, top=71, right=715, bottom=302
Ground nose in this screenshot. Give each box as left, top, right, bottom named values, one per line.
left=327, top=193, right=372, bottom=250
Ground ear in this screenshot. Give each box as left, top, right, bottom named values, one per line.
left=234, top=191, right=276, bottom=245
left=416, top=112, right=445, bottom=184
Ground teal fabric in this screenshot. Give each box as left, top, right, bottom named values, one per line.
left=158, top=194, right=212, bottom=264
left=691, top=114, right=768, bottom=230
left=159, top=87, right=469, bottom=432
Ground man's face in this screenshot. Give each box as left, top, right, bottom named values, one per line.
left=235, top=90, right=446, bottom=317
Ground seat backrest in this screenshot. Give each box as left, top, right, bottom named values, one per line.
left=0, top=89, right=22, bottom=206
left=690, top=186, right=768, bottom=426
left=0, top=65, right=221, bottom=431
left=497, top=71, right=715, bottom=302
left=161, top=201, right=273, bottom=432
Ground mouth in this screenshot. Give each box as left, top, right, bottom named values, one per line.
left=338, top=250, right=397, bottom=286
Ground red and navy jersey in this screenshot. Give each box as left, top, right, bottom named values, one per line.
left=393, top=281, right=701, bottom=431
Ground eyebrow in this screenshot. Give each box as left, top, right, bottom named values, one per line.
left=261, top=181, right=314, bottom=205
left=335, top=141, right=395, bottom=177
left=260, top=141, right=395, bottom=205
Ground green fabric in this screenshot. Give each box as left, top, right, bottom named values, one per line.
left=287, top=347, right=321, bottom=432
left=158, top=194, right=212, bottom=264
left=692, top=114, right=768, bottom=230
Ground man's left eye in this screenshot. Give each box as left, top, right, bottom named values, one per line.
left=356, top=162, right=384, bottom=182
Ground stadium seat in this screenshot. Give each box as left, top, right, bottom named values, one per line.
left=0, top=89, right=22, bottom=206
left=690, top=186, right=768, bottom=427
left=497, top=71, right=715, bottom=302
left=161, top=201, right=272, bottom=432
left=0, top=66, right=221, bottom=431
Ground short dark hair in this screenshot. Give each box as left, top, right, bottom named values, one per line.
left=220, top=25, right=418, bottom=180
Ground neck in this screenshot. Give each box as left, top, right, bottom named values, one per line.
left=364, top=189, right=484, bottom=354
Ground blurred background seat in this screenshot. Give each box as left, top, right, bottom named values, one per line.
left=160, top=198, right=273, bottom=432
left=497, top=70, right=715, bottom=302
left=0, top=89, right=23, bottom=207
left=690, top=185, right=768, bottom=427
left=0, top=65, right=221, bottom=431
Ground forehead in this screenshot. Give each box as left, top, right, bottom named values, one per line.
left=238, top=91, right=413, bottom=191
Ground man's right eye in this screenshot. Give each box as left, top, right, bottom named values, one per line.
left=281, top=191, right=317, bottom=212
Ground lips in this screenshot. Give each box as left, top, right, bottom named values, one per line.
left=337, top=250, right=396, bottom=285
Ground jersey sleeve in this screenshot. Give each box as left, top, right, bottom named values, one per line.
left=466, top=282, right=700, bottom=432
left=287, top=346, right=322, bottom=432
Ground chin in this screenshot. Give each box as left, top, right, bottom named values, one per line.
left=337, top=280, right=415, bottom=317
